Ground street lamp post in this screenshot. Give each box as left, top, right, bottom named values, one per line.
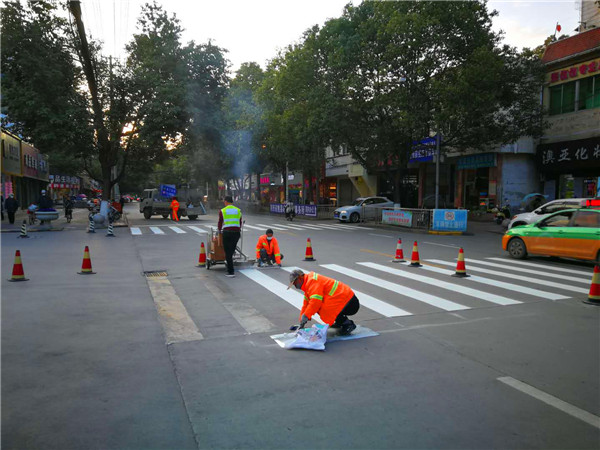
left=435, top=128, right=440, bottom=210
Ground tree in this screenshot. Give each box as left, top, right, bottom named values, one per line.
left=1, top=0, right=93, bottom=173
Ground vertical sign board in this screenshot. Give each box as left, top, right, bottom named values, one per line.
left=431, top=209, right=468, bottom=232
left=382, top=210, right=413, bottom=227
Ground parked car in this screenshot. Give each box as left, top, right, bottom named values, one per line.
left=502, top=208, right=600, bottom=262
left=333, top=196, right=394, bottom=223
left=507, top=198, right=591, bottom=229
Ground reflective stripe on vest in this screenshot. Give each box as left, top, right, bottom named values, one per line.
left=328, top=280, right=339, bottom=296
left=221, top=205, right=241, bottom=229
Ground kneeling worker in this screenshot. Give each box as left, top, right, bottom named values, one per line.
left=287, top=269, right=360, bottom=335
left=256, top=228, right=283, bottom=267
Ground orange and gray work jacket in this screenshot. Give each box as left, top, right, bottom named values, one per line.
left=299, top=271, right=354, bottom=325
left=170, top=199, right=180, bottom=210
left=255, top=235, right=281, bottom=264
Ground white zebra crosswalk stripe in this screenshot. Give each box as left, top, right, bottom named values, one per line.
left=239, top=269, right=324, bottom=323
left=243, top=224, right=265, bottom=231
left=149, top=227, right=165, bottom=235
left=466, top=259, right=591, bottom=284
left=322, top=264, right=469, bottom=312
left=168, top=226, right=186, bottom=234
left=130, top=227, right=142, bottom=235
left=358, top=262, right=521, bottom=306
left=187, top=226, right=207, bottom=233
left=486, top=257, right=593, bottom=276
left=427, top=259, right=589, bottom=294
left=255, top=223, right=288, bottom=231
left=274, top=224, right=309, bottom=231
left=281, top=267, right=412, bottom=317
left=398, top=261, right=569, bottom=301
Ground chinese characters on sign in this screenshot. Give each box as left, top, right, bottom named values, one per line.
left=270, top=203, right=317, bottom=217
left=431, top=210, right=468, bottom=232
left=382, top=210, right=413, bottom=227
left=539, top=138, right=600, bottom=171
left=549, top=59, right=599, bottom=84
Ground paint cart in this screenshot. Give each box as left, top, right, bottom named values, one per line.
left=205, top=226, right=254, bottom=269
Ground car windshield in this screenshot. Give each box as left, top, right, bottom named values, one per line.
left=352, top=198, right=365, bottom=206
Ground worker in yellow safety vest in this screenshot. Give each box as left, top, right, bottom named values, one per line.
left=287, top=269, right=360, bottom=335
left=170, top=196, right=180, bottom=221
left=255, top=228, right=283, bottom=267
left=218, top=195, right=242, bottom=277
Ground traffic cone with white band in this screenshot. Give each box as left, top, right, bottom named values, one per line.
left=391, top=238, right=405, bottom=263
left=304, top=238, right=316, bottom=261
left=78, top=246, right=96, bottom=275
left=8, top=250, right=29, bottom=282
left=409, top=241, right=422, bottom=267
left=583, top=265, right=600, bottom=305
left=197, top=242, right=207, bottom=267
left=452, top=248, right=469, bottom=277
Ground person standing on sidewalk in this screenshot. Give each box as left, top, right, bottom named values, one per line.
left=5, top=193, right=19, bottom=224
left=218, top=195, right=242, bottom=278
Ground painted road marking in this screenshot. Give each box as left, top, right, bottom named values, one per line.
left=149, top=227, right=165, bottom=235
left=131, top=227, right=142, bottom=235
left=168, top=226, right=186, bottom=234
left=239, top=268, right=324, bottom=323
left=255, top=223, right=289, bottom=231
left=358, top=262, right=521, bottom=306
left=422, top=242, right=461, bottom=248
left=428, top=260, right=589, bottom=294
left=398, top=261, right=569, bottom=301
left=187, top=226, right=207, bottom=233
left=243, top=224, right=265, bottom=231
left=369, top=233, right=394, bottom=238
left=486, top=257, right=594, bottom=276
left=281, top=267, right=412, bottom=318
left=466, top=259, right=591, bottom=284
left=146, top=277, right=203, bottom=344
left=321, top=264, right=469, bottom=312
left=498, top=376, right=600, bottom=430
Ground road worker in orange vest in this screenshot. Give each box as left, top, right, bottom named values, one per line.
left=287, top=269, right=360, bottom=335
left=256, top=228, right=284, bottom=267
left=170, top=196, right=180, bottom=221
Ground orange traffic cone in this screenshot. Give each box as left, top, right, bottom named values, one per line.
left=409, top=241, right=422, bottom=267
left=452, top=248, right=470, bottom=277
left=197, top=242, right=207, bottom=267
left=8, top=250, right=29, bottom=282
left=583, top=265, right=600, bottom=305
left=391, top=238, right=405, bottom=263
left=78, top=246, right=96, bottom=275
left=304, top=238, right=316, bottom=261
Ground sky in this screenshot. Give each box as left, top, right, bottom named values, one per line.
left=80, top=0, right=583, bottom=73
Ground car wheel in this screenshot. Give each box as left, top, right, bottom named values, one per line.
left=350, top=212, right=360, bottom=223
left=162, top=214, right=169, bottom=219
left=507, top=237, right=528, bottom=259
left=143, top=208, right=152, bottom=220
left=188, top=215, right=198, bottom=220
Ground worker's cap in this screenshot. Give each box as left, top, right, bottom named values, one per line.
left=41, top=190, right=46, bottom=194
left=287, top=269, right=304, bottom=290
left=266, top=228, right=273, bottom=235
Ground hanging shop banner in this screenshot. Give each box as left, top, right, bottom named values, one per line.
left=457, top=153, right=496, bottom=170
left=49, top=174, right=81, bottom=189
left=1, top=131, right=22, bottom=176
left=537, top=136, right=600, bottom=172
left=431, top=209, right=467, bottom=232
left=270, top=203, right=317, bottom=217
left=382, top=210, right=413, bottom=227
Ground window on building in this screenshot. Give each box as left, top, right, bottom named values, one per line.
left=578, top=74, right=600, bottom=110
left=550, top=75, right=600, bottom=115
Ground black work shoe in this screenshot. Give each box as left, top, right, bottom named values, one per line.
left=267, top=261, right=273, bottom=266
left=338, top=320, right=356, bottom=336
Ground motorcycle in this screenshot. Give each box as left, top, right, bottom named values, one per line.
left=492, top=203, right=511, bottom=225
left=285, top=204, right=296, bottom=221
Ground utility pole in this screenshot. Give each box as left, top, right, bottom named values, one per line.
left=285, top=161, right=289, bottom=202
left=435, top=128, right=440, bottom=210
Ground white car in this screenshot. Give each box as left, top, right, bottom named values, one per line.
left=333, top=196, right=394, bottom=223
left=507, top=198, right=591, bottom=229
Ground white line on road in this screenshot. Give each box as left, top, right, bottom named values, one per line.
left=239, top=268, right=324, bottom=323
left=243, top=224, right=265, bottom=231
left=358, top=262, right=521, bottom=306
left=130, top=227, right=142, bottom=235
left=168, top=226, right=186, bottom=234
left=466, top=259, right=591, bottom=284
left=498, top=376, right=600, bottom=430
left=149, top=227, right=165, bottom=235
left=187, top=226, right=207, bottom=234
left=427, top=260, right=589, bottom=294
left=400, top=261, right=568, bottom=301
left=423, top=242, right=461, bottom=248
left=369, top=233, right=394, bottom=238
left=486, top=257, right=593, bottom=276
left=255, top=223, right=289, bottom=231
left=321, top=264, right=469, bottom=312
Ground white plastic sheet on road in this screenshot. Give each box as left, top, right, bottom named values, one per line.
left=271, top=324, right=378, bottom=350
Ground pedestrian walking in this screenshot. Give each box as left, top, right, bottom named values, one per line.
left=1, top=195, right=4, bottom=221
left=255, top=228, right=283, bottom=267
left=120, top=195, right=125, bottom=214
left=218, top=195, right=242, bottom=278
left=170, top=196, right=180, bottom=221
left=5, top=193, right=19, bottom=224
left=287, top=269, right=360, bottom=335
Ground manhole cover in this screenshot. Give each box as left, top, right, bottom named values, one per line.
left=143, top=270, right=168, bottom=278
